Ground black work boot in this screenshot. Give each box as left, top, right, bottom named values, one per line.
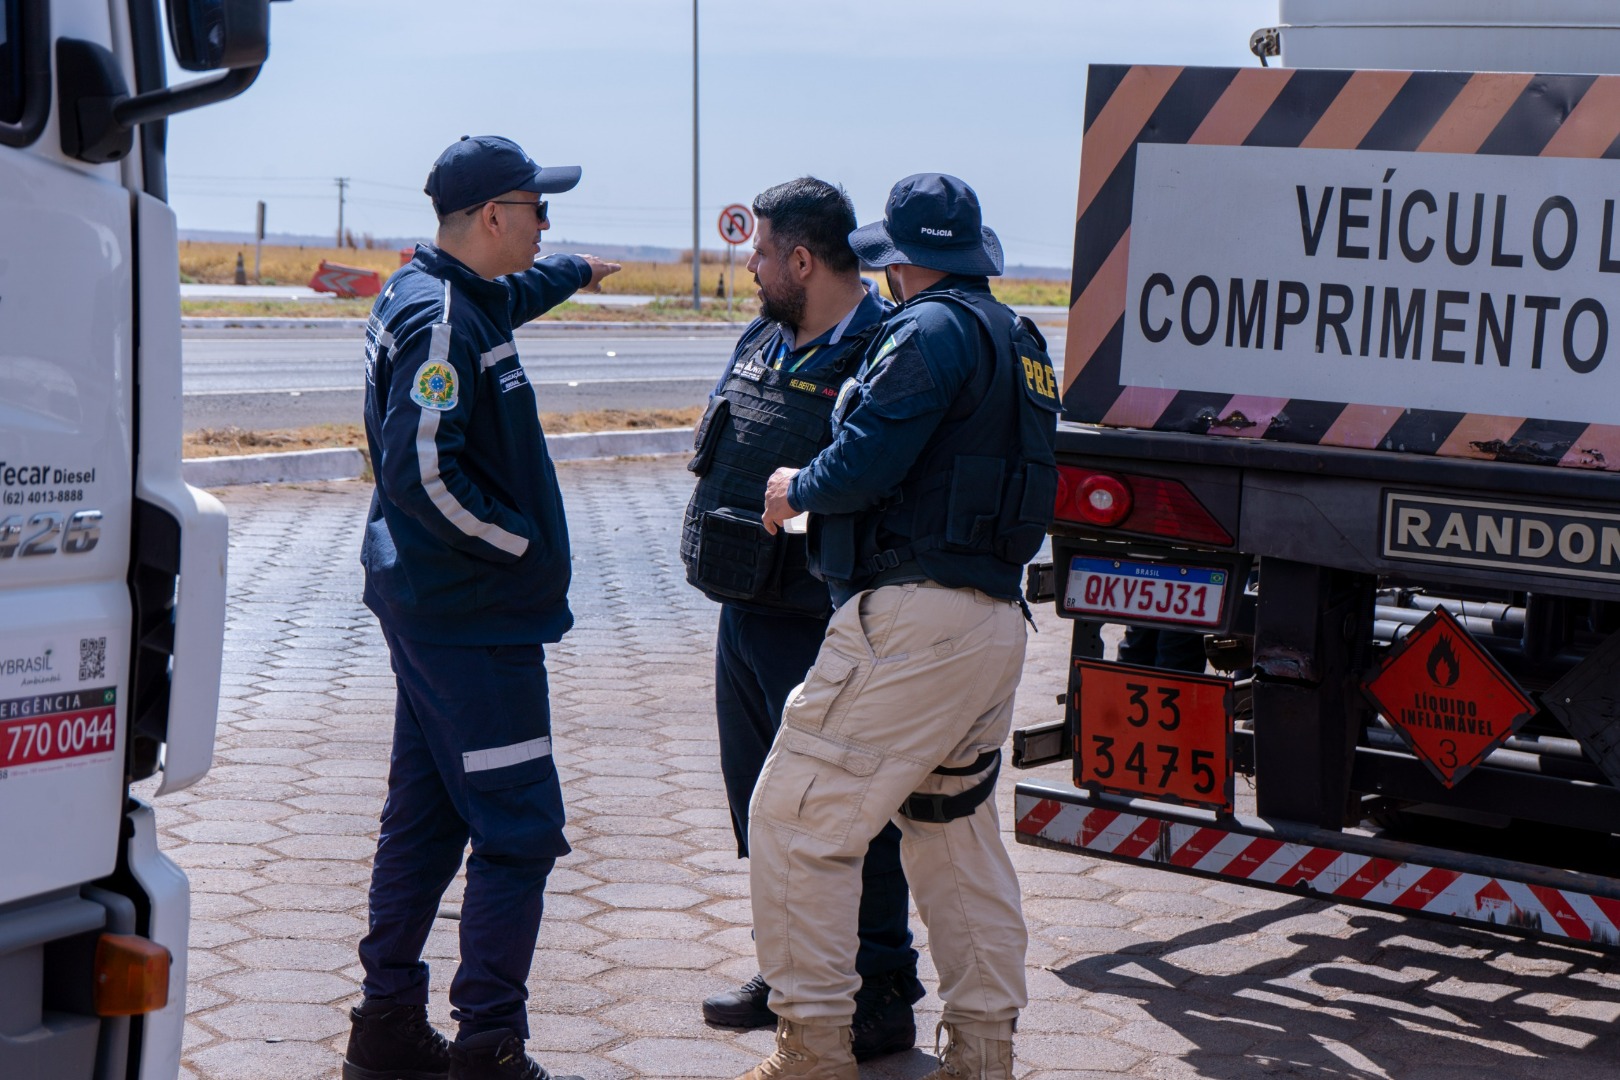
left=342, top=1002, right=451, bottom=1080
left=702, top=972, right=775, bottom=1028
left=449, top=1029, right=581, bottom=1080
left=852, top=970, right=925, bottom=1062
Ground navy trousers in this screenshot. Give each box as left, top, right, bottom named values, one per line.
left=359, top=627, right=569, bottom=1039
left=714, top=604, right=917, bottom=980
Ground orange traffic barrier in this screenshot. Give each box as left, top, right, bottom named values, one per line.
left=309, top=260, right=382, bottom=298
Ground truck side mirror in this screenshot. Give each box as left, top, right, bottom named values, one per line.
left=167, top=0, right=270, bottom=72
left=59, top=0, right=274, bottom=163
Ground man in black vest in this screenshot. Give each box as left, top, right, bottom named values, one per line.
left=737, top=174, right=1058, bottom=1080
left=680, top=178, right=921, bottom=1059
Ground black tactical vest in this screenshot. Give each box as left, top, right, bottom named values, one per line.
left=681, top=320, right=872, bottom=617
left=810, top=289, right=1060, bottom=600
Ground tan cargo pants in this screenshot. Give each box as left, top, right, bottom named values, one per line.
left=747, top=581, right=1029, bottom=1035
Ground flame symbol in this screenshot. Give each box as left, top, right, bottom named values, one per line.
left=1427, top=635, right=1461, bottom=688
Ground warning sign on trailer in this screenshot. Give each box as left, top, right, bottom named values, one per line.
left=1073, top=659, right=1233, bottom=811
left=1066, top=64, right=1620, bottom=470
left=1361, top=607, right=1535, bottom=788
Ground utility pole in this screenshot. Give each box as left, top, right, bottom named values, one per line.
left=335, top=177, right=349, bottom=248
left=254, top=200, right=265, bottom=282
left=691, top=0, right=700, bottom=310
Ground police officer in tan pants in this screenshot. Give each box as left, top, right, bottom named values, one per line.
left=740, top=173, right=1060, bottom=1080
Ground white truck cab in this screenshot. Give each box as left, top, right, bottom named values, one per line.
left=0, top=2, right=272, bottom=1076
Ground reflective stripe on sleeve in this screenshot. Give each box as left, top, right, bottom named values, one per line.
left=429, top=321, right=453, bottom=363
left=480, top=340, right=517, bottom=370
left=415, top=409, right=530, bottom=557
left=463, top=735, right=553, bottom=774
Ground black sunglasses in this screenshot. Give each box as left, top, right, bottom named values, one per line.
left=467, top=199, right=548, bottom=220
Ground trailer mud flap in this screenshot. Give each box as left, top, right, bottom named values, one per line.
left=1014, top=781, right=1620, bottom=953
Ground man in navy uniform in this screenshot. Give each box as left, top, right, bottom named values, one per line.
left=681, top=177, right=923, bottom=1059
left=739, top=173, right=1059, bottom=1080
left=343, top=135, right=619, bottom=1080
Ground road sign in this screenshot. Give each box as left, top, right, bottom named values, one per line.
left=718, top=204, right=754, bottom=245
left=1362, top=606, right=1535, bottom=788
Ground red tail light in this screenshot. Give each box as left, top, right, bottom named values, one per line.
left=1054, top=466, right=1233, bottom=546
left=1057, top=471, right=1131, bottom=527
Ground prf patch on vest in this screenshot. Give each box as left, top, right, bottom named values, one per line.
left=1068, top=64, right=1620, bottom=471
left=1021, top=352, right=1059, bottom=404
left=410, top=360, right=458, bottom=411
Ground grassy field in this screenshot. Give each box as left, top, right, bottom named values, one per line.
left=179, top=296, right=764, bottom=323
left=182, top=406, right=706, bottom=459
left=179, top=241, right=1067, bottom=307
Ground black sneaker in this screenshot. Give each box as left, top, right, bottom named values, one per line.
left=342, top=1002, right=451, bottom=1080
left=851, top=970, right=924, bottom=1062
left=449, top=1029, right=581, bottom=1080
left=701, top=972, right=775, bottom=1028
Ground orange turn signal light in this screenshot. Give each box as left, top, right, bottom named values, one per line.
left=94, top=934, right=171, bottom=1016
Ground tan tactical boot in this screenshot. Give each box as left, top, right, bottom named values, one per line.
left=733, top=1018, right=856, bottom=1080
left=918, top=1020, right=1015, bottom=1080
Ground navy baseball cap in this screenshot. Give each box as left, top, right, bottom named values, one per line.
left=848, top=173, right=1004, bottom=277
left=424, top=135, right=582, bottom=215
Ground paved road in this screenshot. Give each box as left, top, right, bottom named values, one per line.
left=180, top=326, right=742, bottom=431
left=179, top=322, right=1070, bottom=431
left=145, top=460, right=1620, bottom=1079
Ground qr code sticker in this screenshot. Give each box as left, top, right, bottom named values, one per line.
left=79, top=637, right=107, bottom=681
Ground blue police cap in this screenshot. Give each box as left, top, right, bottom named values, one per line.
left=424, top=135, right=581, bottom=216
left=848, top=173, right=1003, bottom=277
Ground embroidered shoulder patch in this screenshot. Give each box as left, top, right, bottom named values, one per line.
left=410, top=360, right=458, bottom=411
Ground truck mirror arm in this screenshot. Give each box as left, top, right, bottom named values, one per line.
left=112, top=63, right=262, bottom=128
left=58, top=35, right=260, bottom=164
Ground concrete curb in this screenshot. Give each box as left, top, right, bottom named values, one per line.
left=182, top=448, right=367, bottom=487
left=546, top=427, right=694, bottom=462
left=180, top=317, right=746, bottom=332
left=181, top=429, right=696, bottom=487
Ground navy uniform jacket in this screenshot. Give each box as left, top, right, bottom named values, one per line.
left=360, top=243, right=590, bottom=645
left=788, top=276, right=1019, bottom=605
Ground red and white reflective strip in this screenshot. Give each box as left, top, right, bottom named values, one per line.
left=1015, top=795, right=1620, bottom=946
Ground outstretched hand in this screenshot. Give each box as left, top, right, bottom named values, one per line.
left=577, top=254, right=623, bottom=293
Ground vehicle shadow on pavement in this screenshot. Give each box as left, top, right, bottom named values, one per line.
left=1049, top=897, right=1620, bottom=1078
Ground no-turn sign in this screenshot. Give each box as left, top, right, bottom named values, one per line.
left=718, top=204, right=754, bottom=245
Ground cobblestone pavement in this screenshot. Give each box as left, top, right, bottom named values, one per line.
left=144, top=458, right=1620, bottom=1079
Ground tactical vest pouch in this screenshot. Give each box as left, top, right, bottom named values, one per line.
left=694, top=506, right=781, bottom=601
left=945, top=456, right=1005, bottom=550
left=687, top=395, right=730, bottom=477
left=995, top=318, right=1062, bottom=563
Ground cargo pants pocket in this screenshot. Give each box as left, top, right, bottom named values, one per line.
left=781, top=648, right=863, bottom=732
left=752, top=727, right=884, bottom=848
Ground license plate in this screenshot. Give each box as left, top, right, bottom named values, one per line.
left=1073, top=660, right=1232, bottom=811
left=1064, top=556, right=1227, bottom=627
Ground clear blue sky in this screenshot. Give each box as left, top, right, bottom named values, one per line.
left=165, top=0, right=1275, bottom=269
